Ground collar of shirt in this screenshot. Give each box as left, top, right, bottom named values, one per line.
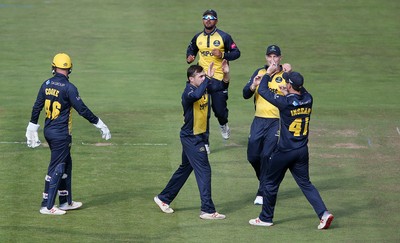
left=203, top=27, right=217, bottom=36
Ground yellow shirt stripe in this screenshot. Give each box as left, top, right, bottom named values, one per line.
left=193, top=94, right=209, bottom=135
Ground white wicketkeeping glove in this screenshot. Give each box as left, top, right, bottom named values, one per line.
left=93, top=118, right=111, bottom=140
left=26, top=122, right=41, bottom=148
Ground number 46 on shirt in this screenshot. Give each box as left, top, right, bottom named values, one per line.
left=45, top=99, right=61, bottom=120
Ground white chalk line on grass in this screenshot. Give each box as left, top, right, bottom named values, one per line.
left=397, top=127, right=400, bottom=136
left=0, top=141, right=26, bottom=144
left=0, top=141, right=167, bottom=146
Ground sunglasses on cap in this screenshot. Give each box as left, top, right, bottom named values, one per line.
left=202, top=15, right=217, bottom=20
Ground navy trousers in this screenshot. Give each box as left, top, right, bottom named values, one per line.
left=158, top=134, right=216, bottom=213
left=41, top=134, right=72, bottom=208
left=247, top=117, right=279, bottom=196
left=210, top=89, right=229, bottom=126
left=259, top=145, right=327, bottom=222
left=203, top=89, right=229, bottom=146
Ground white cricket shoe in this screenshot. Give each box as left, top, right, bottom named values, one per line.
left=39, top=206, right=66, bottom=215
left=59, top=201, right=83, bottom=211
left=220, top=124, right=230, bottom=140
left=154, top=196, right=174, bottom=214
left=199, top=211, right=226, bottom=220
left=249, top=217, right=273, bottom=227
left=318, top=211, right=334, bottom=230
left=205, top=144, right=210, bottom=155
left=254, top=196, right=263, bottom=205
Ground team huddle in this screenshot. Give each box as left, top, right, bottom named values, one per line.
left=26, top=9, right=333, bottom=230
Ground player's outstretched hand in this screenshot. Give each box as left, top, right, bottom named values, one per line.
left=207, top=62, right=215, bottom=78
left=282, top=63, right=292, bottom=72
left=26, top=122, right=41, bottom=148
left=222, top=59, right=229, bottom=74
left=221, top=59, right=230, bottom=83
left=93, top=118, right=111, bottom=140
left=252, top=75, right=262, bottom=87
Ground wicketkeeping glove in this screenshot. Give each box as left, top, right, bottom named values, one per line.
left=93, top=118, right=111, bottom=140
left=26, top=122, right=41, bottom=148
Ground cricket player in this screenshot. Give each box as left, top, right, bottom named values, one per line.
left=26, top=53, right=111, bottom=215
left=186, top=9, right=241, bottom=153
left=154, top=61, right=230, bottom=220
left=243, top=44, right=290, bottom=205
left=248, top=65, right=334, bottom=229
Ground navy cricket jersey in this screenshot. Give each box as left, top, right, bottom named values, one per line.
left=257, top=74, right=313, bottom=151
left=30, top=73, right=99, bottom=138
left=186, top=28, right=240, bottom=80
left=180, top=77, right=229, bottom=137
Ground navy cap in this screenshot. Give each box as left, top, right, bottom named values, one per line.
left=266, top=45, right=281, bottom=56
left=203, top=9, right=217, bottom=19
left=283, top=72, right=304, bottom=90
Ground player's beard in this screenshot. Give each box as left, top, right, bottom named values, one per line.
left=204, top=23, right=216, bottom=31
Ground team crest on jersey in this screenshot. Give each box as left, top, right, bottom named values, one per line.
left=213, top=40, right=221, bottom=47
left=46, top=80, right=50, bottom=85
left=292, top=101, right=299, bottom=106
left=200, top=146, right=206, bottom=152
left=275, top=77, right=283, bottom=83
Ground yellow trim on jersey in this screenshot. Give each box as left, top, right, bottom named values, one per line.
left=193, top=94, right=209, bottom=135
left=68, top=108, right=72, bottom=135
left=254, top=69, right=287, bottom=118
left=197, top=33, right=225, bottom=80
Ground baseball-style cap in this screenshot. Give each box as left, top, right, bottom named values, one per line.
left=266, top=45, right=281, bottom=56
left=283, top=72, right=304, bottom=90
left=203, top=9, right=218, bottom=19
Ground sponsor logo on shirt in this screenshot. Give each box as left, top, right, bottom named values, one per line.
left=51, top=81, right=65, bottom=87
left=200, top=50, right=216, bottom=57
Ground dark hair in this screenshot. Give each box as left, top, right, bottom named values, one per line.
left=187, top=65, right=204, bottom=79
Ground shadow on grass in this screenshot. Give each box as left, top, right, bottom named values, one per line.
left=84, top=189, right=135, bottom=208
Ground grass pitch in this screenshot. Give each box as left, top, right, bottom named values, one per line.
left=1, top=0, right=399, bottom=242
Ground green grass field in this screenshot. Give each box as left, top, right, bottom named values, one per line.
left=1, top=0, right=399, bottom=242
